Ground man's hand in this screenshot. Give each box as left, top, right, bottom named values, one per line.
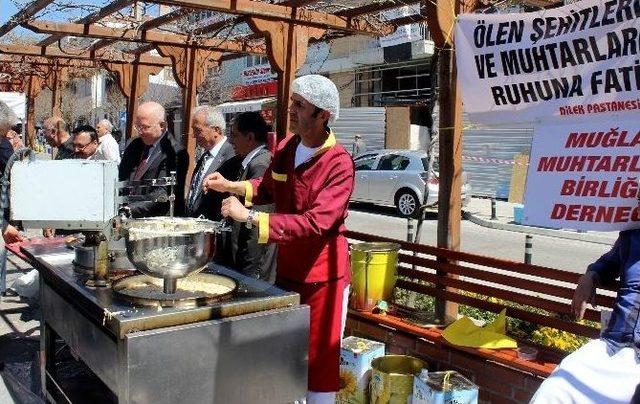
left=43, top=228, right=55, bottom=238
left=202, top=172, right=230, bottom=194
left=3, top=225, right=25, bottom=244
left=221, top=196, right=249, bottom=222
left=571, top=271, right=597, bottom=321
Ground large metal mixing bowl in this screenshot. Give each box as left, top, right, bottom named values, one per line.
left=121, top=217, right=224, bottom=294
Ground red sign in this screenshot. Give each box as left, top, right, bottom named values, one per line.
left=232, top=81, right=277, bottom=100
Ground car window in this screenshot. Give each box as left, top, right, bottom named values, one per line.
left=354, top=155, right=377, bottom=171
left=377, top=154, right=411, bottom=171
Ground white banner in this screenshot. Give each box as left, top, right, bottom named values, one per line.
left=522, top=119, right=640, bottom=231
left=455, top=0, right=640, bottom=123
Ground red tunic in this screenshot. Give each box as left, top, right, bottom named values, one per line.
left=243, top=131, right=354, bottom=391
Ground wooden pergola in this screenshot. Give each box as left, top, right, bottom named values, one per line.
left=0, top=0, right=561, bottom=322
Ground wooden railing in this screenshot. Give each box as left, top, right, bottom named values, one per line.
left=346, top=230, right=616, bottom=339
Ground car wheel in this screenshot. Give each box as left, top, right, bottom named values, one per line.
left=395, top=190, right=419, bottom=218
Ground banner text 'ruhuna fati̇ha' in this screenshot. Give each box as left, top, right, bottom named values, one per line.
left=455, top=0, right=640, bottom=124
left=523, top=120, right=640, bottom=231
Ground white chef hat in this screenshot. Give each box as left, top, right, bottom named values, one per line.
left=291, top=74, right=340, bottom=124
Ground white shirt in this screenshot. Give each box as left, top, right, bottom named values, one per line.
left=202, top=137, right=227, bottom=173
left=95, top=133, right=121, bottom=164
left=241, top=145, right=265, bottom=169
left=295, top=142, right=319, bottom=168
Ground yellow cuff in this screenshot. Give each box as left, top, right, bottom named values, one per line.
left=271, top=171, right=287, bottom=182
left=257, top=212, right=269, bottom=244
left=243, top=181, right=253, bottom=207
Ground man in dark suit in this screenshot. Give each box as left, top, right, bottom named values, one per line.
left=225, top=112, right=276, bottom=282
left=185, top=105, right=237, bottom=221
left=119, top=101, right=189, bottom=218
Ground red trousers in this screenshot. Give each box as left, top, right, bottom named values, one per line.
left=277, top=277, right=346, bottom=392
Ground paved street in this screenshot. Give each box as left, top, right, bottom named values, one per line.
left=346, top=204, right=614, bottom=274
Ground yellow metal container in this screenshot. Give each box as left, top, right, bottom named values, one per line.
left=350, top=242, right=400, bottom=312
left=369, top=355, right=427, bottom=404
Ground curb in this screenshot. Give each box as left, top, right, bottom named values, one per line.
left=463, top=211, right=616, bottom=245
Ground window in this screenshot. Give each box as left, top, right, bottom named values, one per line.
left=421, top=157, right=430, bottom=171
left=377, top=154, right=410, bottom=171
left=354, top=155, right=377, bottom=171
left=246, top=55, right=269, bottom=67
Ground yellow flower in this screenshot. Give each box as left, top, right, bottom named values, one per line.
left=338, top=369, right=358, bottom=400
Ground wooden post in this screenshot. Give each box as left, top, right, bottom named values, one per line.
left=247, top=18, right=325, bottom=140
left=429, top=0, right=477, bottom=324
left=46, top=65, right=68, bottom=117
left=435, top=45, right=463, bottom=324
left=156, top=45, right=220, bottom=183
left=103, top=62, right=162, bottom=140
left=50, top=68, right=61, bottom=116
left=25, top=75, right=43, bottom=148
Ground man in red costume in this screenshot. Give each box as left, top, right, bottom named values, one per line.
left=203, top=74, right=354, bottom=403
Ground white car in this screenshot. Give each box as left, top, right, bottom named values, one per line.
left=351, top=149, right=471, bottom=218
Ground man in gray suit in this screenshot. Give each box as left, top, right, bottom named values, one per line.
left=225, top=112, right=276, bottom=282
left=185, top=105, right=237, bottom=221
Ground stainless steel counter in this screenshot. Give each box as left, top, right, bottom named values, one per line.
left=23, top=242, right=309, bottom=404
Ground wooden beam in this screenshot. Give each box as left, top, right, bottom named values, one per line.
left=38, top=0, right=135, bottom=46
left=0, top=44, right=172, bottom=66
left=146, top=0, right=394, bottom=36
left=92, top=9, right=205, bottom=52
left=24, top=20, right=266, bottom=55
left=192, top=0, right=318, bottom=36
left=215, top=0, right=429, bottom=65
left=26, top=75, right=45, bottom=147
left=0, top=54, right=97, bottom=69
left=0, top=0, right=53, bottom=39
left=435, top=0, right=477, bottom=324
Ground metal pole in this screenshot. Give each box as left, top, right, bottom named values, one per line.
left=407, top=218, right=414, bottom=242
left=491, top=198, right=497, bottom=220
left=406, top=217, right=418, bottom=308
left=524, top=234, right=533, bottom=264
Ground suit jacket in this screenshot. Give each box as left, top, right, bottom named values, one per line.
left=229, top=147, right=277, bottom=282
left=119, top=132, right=189, bottom=218
left=185, top=140, right=237, bottom=221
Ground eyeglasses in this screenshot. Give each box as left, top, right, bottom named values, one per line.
left=134, top=123, right=162, bottom=132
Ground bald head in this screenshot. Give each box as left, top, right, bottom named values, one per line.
left=135, top=102, right=167, bottom=145
left=43, top=116, right=69, bottom=147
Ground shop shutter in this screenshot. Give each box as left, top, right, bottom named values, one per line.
left=331, top=107, right=386, bottom=154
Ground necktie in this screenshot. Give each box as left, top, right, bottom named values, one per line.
left=189, top=151, right=212, bottom=209
left=133, top=145, right=152, bottom=181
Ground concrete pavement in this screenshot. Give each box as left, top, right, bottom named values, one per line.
left=463, top=197, right=618, bottom=246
